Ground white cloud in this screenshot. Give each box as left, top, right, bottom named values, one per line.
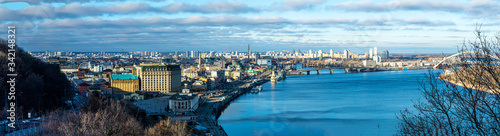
left=277, top=0, right=326, bottom=10
left=17, top=4, right=55, bottom=18
left=159, top=1, right=257, bottom=13
left=333, top=0, right=500, bottom=18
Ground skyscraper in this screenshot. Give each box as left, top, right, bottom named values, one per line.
left=379, top=50, right=389, bottom=59
left=248, top=44, right=251, bottom=59
left=318, top=50, right=323, bottom=59
left=309, top=49, right=313, bottom=58
left=344, top=49, right=350, bottom=60
left=369, top=48, right=373, bottom=59
left=374, top=47, right=378, bottom=58
left=190, top=51, right=199, bottom=58
left=330, top=49, right=333, bottom=58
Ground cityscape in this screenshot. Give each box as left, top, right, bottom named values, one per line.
left=2, top=0, right=500, bottom=136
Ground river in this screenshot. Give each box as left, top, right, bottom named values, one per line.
left=218, top=68, right=439, bottom=136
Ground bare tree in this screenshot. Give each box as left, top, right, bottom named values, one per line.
left=397, top=29, right=500, bottom=135
left=40, top=95, right=190, bottom=135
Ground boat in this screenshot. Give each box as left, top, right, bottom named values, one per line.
left=250, top=86, right=262, bottom=94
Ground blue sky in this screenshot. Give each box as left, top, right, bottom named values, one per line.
left=1, top=0, right=500, bottom=54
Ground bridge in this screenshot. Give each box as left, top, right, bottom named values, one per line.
left=294, top=67, right=346, bottom=75
left=434, top=51, right=500, bottom=69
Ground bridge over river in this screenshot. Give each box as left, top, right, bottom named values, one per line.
left=290, top=67, right=385, bottom=75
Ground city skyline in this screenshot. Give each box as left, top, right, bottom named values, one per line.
left=1, top=0, right=499, bottom=53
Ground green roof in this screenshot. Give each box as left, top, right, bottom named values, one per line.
left=111, top=74, right=138, bottom=80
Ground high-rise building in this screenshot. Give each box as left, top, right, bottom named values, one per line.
left=309, top=49, right=313, bottom=58
left=110, top=74, right=139, bottom=93
left=135, top=63, right=181, bottom=93
left=379, top=50, right=389, bottom=59
left=318, top=50, right=323, bottom=59
left=374, top=47, right=378, bottom=58
left=248, top=44, right=251, bottom=59
left=209, top=51, right=215, bottom=57
left=369, top=48, right=373, bottom=59
left=344, top=49, right=350, bottom=60
left=330, top=49, right=334, bottom=58
left=190, top=51, right=199, bottom=58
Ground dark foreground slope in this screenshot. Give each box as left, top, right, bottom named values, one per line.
left=0, top=39, right=74, bottom=119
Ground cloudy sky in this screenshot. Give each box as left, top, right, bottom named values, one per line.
left=1, top=0, right=499, bottom=54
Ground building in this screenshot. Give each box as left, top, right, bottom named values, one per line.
left=344, top=49, right=351, bottom=60
left=88, top=84, right=102, bottom=93
left=379, top=50, right=389, bottom=59
left=363, top=60, right=376, bottom=67
left=374, top=47, right=378, bottom=58
left=167, top=89, right=199, bottom=121
left=123, top=93, right=144, bottom=100
left=167, top=88, right=199, bottom=121
left=135, top=63, right=182, bottom=93
left=309, top=49, right=313, bottom=58
left=168, top=94, right=199, bottom=114
left=77, top=82, right=91, bottom=95
left=369, top=48, right=373, bottom=59
left=257, top=59, right=272, bottom=66
left=190, top=51, right=199, bottom=58
left=93, top=65, right=103, bottom=73
left=110, top=74, right=139, bottom=93
left=318, top=50, right=323, bottom=59
left=330, top=49, right=333, bottom=58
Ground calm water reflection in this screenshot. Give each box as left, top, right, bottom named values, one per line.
left=218, top=69, right=439, bottom=136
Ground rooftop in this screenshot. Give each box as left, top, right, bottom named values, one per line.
left=169, top=94, right=197, bottom=101
left=111, top=74, right=138, bottom=80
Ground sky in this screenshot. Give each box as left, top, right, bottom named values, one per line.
left=1, top=0, right=500, bottom=54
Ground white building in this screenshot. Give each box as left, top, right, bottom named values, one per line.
left=257, top=59, right=272, bottom=66
left=330, top=49, right=333, bottom=58
left=363, top=60, right=376, bottom=67
left=344, top=49, right=350, bottom=60
left=318, top=50, right=323, bottom=58
left=369, top=48, right=373, bottom=59
left=168, top=93, right=199, bottom=114
left=309, top=49, right=313, bottom=58
left=92, top=65, right=103, bottom=73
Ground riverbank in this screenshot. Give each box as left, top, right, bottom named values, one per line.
left=196, top=72, right=272, bottom=136
left=440, top=74, right=499, bottom=94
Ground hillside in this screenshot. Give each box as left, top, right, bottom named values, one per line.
left=0, top=39, right=74, bottom=119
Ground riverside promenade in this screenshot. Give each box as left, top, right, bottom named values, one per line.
left=196, top=71, right=272, bottom=136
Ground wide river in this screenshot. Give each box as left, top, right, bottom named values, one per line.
left=218, top=68, right=440, bottom=136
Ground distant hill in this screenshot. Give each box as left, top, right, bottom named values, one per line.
left=0, top=39, right=74, bottom=118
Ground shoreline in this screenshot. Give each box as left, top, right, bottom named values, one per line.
left=440, top=75, right=498, bottom=94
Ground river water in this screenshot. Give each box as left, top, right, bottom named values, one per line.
left=218, top=68, right=439, bottom=136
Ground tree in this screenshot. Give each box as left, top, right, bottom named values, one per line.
left=40, top=95, right=190, bottom=135
left=0, top=39, right=75, bottom=118
left=397, top=29, right=500, bottom=135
